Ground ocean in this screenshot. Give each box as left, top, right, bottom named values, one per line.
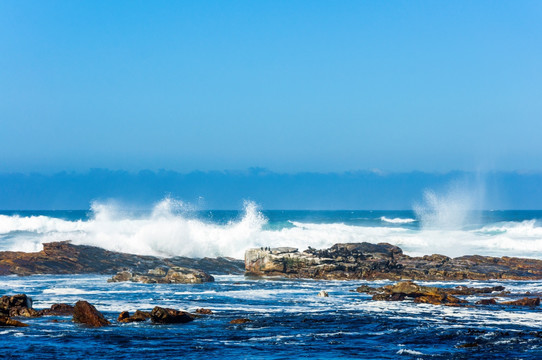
left=1, top=202, right=542, bottom=358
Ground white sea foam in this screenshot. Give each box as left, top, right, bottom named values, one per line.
left=396, top=349, right=424, bottom=356
left=0, top=198, right=541, bottom=258
left=380, top=216, right=416, bottom=224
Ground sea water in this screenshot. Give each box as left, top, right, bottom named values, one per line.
left=1, top=204, right=542, bottom=358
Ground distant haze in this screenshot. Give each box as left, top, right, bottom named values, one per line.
left=0, top=169, right=540, bottom=210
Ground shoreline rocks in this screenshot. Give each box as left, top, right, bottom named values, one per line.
left=245, top=243, right=542, bottom=281
left=0, top=241, right=244, bottom=276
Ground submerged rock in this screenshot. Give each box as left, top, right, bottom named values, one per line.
left=229, top=318, right=252, bottom=324
left=150, top=306, right=194, bottom=324
left=195, top=308, right=213, bottom=315
left=73, top=301, right=110, bottom=327
left=109, top=266, right=214, bottom=284
left=245, top=243, right=542, bottom=281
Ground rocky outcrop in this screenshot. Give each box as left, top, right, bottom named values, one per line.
left=108, top=266, right=214, bottom=284
left=118, top=310, right=151, bottom=323
left=245, top=243, right=542, bottom=281
left=360, top=281, right=467, bottom=305
left=501, top=297, right=541, bottom=307
left=0, top=294, right=38, bottom=317
left=0, top=241, right=244, bottom=276
left=150, top=306, right=194, bottom=324
left=72, top=301, right=110, bottom=327
left=357, top=281, right=541, bottom=307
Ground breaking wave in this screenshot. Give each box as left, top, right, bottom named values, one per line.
left=0, top=198, right=541, bottom=259
left=380, top=217, right=416, bottom=224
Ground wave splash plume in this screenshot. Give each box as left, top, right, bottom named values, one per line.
left=0, top=198, right=541, bottom=259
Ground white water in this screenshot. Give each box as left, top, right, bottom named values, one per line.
left=0, top=198, right=541, bottom=259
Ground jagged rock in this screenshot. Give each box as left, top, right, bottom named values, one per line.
left=118, top=310, right=151, bottom=323
left=195, top=308, right=213, bottom=315
left=0, top=316, right=28, bottom=327
left=245, top=243, right=542, bottom=281
left=150, top=307, right=194, bottom=324
left=317, top=290, right=329, bottom=297
left=501, top=297, right=540, bottom=307
left=72, top=301, right=110, bottom=327
left=109, top=266, right=214, bottom=284
left=0, top=294, right=32, bottom=314
left=0, top=241, right=244, bottom=276
left=0, top=294, right=38, bottom=317
left=229, top=318, right=252, bottom=324
left=38, top=303, right=74, bottom=316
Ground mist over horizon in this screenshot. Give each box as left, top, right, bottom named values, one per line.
left=1, top=168, right=540, bottom=210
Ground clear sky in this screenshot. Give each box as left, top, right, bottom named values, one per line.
left=1, top=1, right=541, bottom=173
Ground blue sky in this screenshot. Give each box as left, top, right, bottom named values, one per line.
left=1, top=1, right=541, bottom=173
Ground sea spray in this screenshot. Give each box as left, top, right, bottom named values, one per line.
left=0, top=202, right=541, bottom=258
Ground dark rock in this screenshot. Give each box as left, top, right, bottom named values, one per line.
left=118, top=310, right=151, bottom=323
left=8, top=307, right=39, bottom=317
left=38, top=303, right=74, bottom=316
left=245, top=243, right=542, bottom=280
left=229, top=318, right=252, bottom=324
left=501, top=297, right=540, bottom=307
left=150, top=306, right=194, bottom=324
left=0, top=294, right=38, bottom=317
left=0, top=294, right=32, bottom=315
left=0, top=316, right=28, bottom=327
left=448, top=285, right=505, bottom=295
left=457, top=342, right=479, bottom=348
left=195, top=308, right=213, bottom=315
left=73, top=301, right=110, bottom=327
left=475, top=298, right=498, bottom=305
left=0, top=241, right=244, bottom=276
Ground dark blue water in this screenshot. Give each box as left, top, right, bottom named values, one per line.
left=1, top=275, right=541, bottom=359
left=1, top=209, right=542, bottom=358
